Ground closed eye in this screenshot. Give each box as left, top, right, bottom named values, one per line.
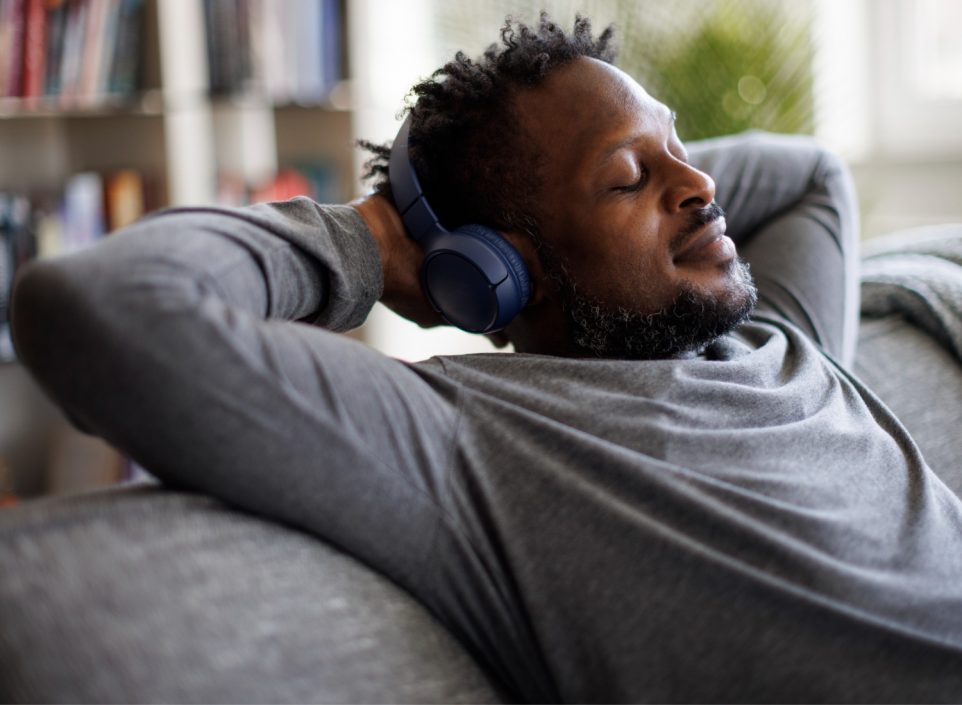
left=614, top=166, right=648, bottom=193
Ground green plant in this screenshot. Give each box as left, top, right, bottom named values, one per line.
left=434, top=0, right=816, bottom=141
left=616, top=1, right=815, bottom=140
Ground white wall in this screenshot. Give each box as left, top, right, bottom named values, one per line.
left=347, top=0, right=506, bottom=360
left=814, top=0, right=962, bottom=239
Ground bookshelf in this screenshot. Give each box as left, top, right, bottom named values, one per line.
left=0, top=0, right=353, bottom=216
left=0, top=0, right=360, bottom=499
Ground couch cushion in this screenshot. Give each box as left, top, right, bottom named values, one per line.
left=854, top=313, right=962, bottom=496
left=0, top=485, right=506, bottom=704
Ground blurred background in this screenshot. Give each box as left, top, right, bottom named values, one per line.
left=1, top=0, right=961, bottom=502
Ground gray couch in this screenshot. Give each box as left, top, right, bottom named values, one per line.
left=2, top=228, right=962, bottom=704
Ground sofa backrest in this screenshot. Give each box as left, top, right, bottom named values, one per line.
left=854, top=313, right=962, bottom=496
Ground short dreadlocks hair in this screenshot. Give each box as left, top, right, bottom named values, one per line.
left=359, top=12, right=616, bottom=241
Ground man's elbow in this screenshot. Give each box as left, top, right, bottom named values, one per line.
left=11, top=257, right=85, bottom=381
left=10, top=251, right=154, bottom=432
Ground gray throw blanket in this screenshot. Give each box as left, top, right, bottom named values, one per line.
left=861, top=224, right=962, bottom=363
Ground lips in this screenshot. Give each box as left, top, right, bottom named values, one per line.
left=673, top=217, right=733, bottom=265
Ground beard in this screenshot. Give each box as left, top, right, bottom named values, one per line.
left=531, top=201, right=759, bottom=359
left=558, top=257, right=758, bottom=359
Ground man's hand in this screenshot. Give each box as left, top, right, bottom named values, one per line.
left=350, top=193, right=445, bottom=329
left=350, top=192, right=528, bottom=348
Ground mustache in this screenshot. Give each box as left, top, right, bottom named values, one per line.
left=670, top=202, right=726, bottom=253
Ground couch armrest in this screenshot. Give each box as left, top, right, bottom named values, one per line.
left=0, top=485, right=505, bottom=703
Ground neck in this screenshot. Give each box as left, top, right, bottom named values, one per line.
left=505, top=300, right=580, bottom=357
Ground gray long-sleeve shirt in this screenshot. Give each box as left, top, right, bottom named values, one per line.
left=12, top=132, right=962, bottom=702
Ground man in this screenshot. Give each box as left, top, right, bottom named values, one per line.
left=11, top=14, right=962, bottom=702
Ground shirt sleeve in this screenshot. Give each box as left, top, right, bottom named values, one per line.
left=687, top=131, right=861, bottom=367
left=10, top=197, right=461, bottom=595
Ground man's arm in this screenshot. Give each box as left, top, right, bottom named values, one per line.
left=688, top=132, right=860, bottom=366
left=10, top=196, right=456, bottom=591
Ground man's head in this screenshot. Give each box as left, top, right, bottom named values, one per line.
left=362, top=14, right=757, bottom=359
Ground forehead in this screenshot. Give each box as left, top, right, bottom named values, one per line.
left=513, top=57, right=671, bottom=171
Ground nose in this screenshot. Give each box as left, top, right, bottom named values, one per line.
left=663, top=162, right=716, bottom=213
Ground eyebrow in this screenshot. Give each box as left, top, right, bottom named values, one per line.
left=596, top=110, right=678, bottom=168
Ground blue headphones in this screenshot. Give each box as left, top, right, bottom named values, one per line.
left=388, top=115, right=531, bottom=333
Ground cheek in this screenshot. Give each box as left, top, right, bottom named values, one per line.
left=575, top=239, right=676, bottom=308
left=544, top=201, right=679, bottom=304
left=610, top=251, right=676, bottom=306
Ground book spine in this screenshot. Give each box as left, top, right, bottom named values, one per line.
left=222, top=0, right=240, bottom=93
left=245, top=0, right=264, bottom=94
left=297, top=0, right=322, bottom=101
left=0, top=195, right=13, bottom=329
left=0, top=193, right=32, bottom=361
left=107, top=0, right=142, bottom=96
left=59, top=0, right=87, bottom=107
left=21, top=0, right=45, bottom=100
left=94, top=0, right=119, bottom=97
left=258, top=0, right=285, bottom=101
left=34, top=205, right=63, bottom=258
left=0, top=1, right=11, bottom=96
left=320, top=0, right=341, bottom=93
left=77, top=0, right=107, bottom=104
left=282, top=0, right=298, bottom=101
left=4, top=0, right=25, bottom=97
left=62, top=171, right=105, bottom=251
left=203, top=0, right=230, bottom=94
left=43, top=0, right=68, bottom=96
left=10, top=193, right=35, bottom=267
left=235, top=0, right=252, bottom=92
left=104, top=168, right=144, bottom=231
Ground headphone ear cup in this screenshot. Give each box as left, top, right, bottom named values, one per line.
left=420, top=224, right=531, bottom=333
left=456, top=224, right=531, bottom=305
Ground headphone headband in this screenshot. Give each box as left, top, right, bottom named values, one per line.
left=388, top=115, right=445, bottom=243
left=387, top=114, right=531, bottom=333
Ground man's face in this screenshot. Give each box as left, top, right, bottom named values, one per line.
left=514, top=57, right=756, bottom=358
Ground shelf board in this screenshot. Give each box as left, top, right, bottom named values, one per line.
left=0, top=91, right=166, bottom=120
left=209, top=80, right=354, bottom=113
left=0, top=83, right=355, bottom=121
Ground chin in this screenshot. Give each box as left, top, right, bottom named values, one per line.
left=565, top=257, right=758, bottom=360
left=708, top=256, right=758, bottom=317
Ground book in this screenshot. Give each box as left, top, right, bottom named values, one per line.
left=0, top=193, right=33, bottom=271
left=0, top=0, right=145, bottom=108
left=107, top=0, right=143, bottom=96
left=61, top=171, right=105, bottom=251
left=94, top=0, right=120, bottom=99
left=202, top=0, right=343, bottom=102
left=43, top=0, right=68, bottom=96
left=0, top=198, right=14, bottom=331
left=77, top=0, right=107, bottom=104
left=58, top=0, right=87, bottom=106
left=320, top=0, right=341, bottom=90
left=254, top=0, right=285, bottom=100
left=105, top=168, right=144, bottom=231
left=34, top=207, right=63, bottom=258
left=3, top=0, right=25, bottom=97
left=296, top=0, right=324, bottom=102
left=203, top=0, right=244, bottom=95
left=21, top=0, right=46, bottom=101
left=0, top=1, right=14, bottom=96
left=0, top=193, right=32, bottom=363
